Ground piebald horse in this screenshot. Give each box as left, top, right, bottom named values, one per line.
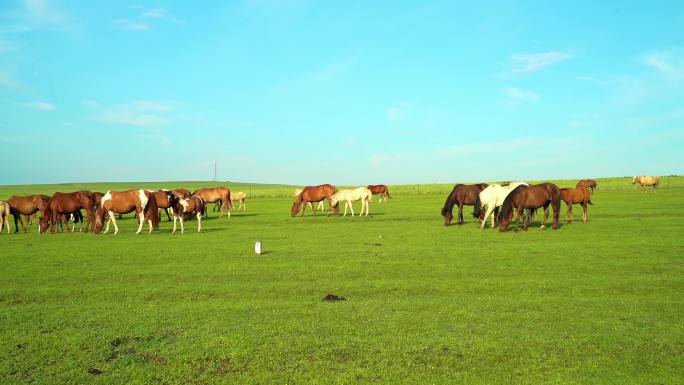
left=0, top=201, right=11, bottom=234
left=576, top=179, right=597, bottom=193
left=367, top=185, right=391, bottom=203
left=441, top=183, right=488, bottom=225
left=291, top=184, right=337, bottom=216
left=39, top=191, right=97, bottom=234
left=472, top=182, right=528, bottom=229
left=560, top=187, right=593, bottom=224
left=7, top=194, right=50, bottom=233
left=498, top=183, right=561, bottom=231
left=171, top=195, right=205, bottom=234
left=330, top=187, right=372, bottom=216
left=632, top=176, right=660, bottom=193
left=193, top=187, right=233, bottom=218
left=94, top=189, right=160, bottom=235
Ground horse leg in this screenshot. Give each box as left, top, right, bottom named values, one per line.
left=301, top=201, right=307, bottom=217
left=541, top=206, right=549, bottom=229
left=349, top=200, right=355, bottom=217
left=172, top=214, right=177, bottom=234
left=457, top=203, right=464, bottom=225
left=196, top=212, right=202, bottom=232
left=582, top=203, right=587, bottom=224
left=135, top=209, right=145, bottom=235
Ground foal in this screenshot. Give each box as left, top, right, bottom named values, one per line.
left=560, top=187, right=593, bottom=223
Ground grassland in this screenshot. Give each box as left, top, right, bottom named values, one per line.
left=1, top=177, right=683, bottom=384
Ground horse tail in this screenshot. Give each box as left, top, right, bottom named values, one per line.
left=472, top=196, right=482, bottom=218
left=145, top=193, right=160, bottom=230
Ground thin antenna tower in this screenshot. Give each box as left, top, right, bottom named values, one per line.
left=213, top=161, right=217, bottom=181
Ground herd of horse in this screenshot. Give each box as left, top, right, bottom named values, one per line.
left=0, top=176, right=661, bottom=234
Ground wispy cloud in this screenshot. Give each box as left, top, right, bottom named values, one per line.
left=386, top=101, right=414, bottom=123
left=510, top=51, right=573, bottom=74
left=501, top=87, right=539, bottom=109
left=112, top=19, right=149, bottom=31
left=141, top=8, right=185, bottom=24
left=92, top=100, right=175, bottom=127
left=21, top=0, right=71, bottom=30
left=641, top=51, right=684, bottom=83
left=20, top=101, right=56, bottom=110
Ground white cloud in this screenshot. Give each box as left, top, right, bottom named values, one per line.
left=20, top=101, right=56, bottom=110
left=112, top=19, right=149, bottom=30
left=501, top=87, right=539, bottom=108
left=510, top=51, right=573, bottom=74
left=92, top=100, right=175, bottom=127
left=21, top=0, right=71, bottom=30
left=641, top=51, right=684, bottom=82
left=386, top=101, right=414, bottom=123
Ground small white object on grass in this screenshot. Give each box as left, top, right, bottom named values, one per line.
left=379, top=235, right=383, bottom=239
left=255, top=241, right=262, bottom=255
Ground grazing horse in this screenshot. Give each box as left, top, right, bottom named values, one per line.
left=293, top=189, right=324, bottom=211
left=172, top=188, right=192, bottom=199
left=560, top=187, right=593, bottom=224
left=632, top=176, right=660, bottom=193
left=576, top=179, right=597, bottom=193
left=441, top=183, right=488, bottom=225
left=330, top=187, right=372, bottom=217
left=498, top=183, right=561, bottom=231
left=39, top=191, right=97, bottom=234
left=231, top=191, right=247, bottom=212
left=7, top=194, right=50, bottom=233
left=291, top=184, right=337, bottom=217
left=367, top=185, right=391, bottom=203
left=0, top=201, right=11, bottom=234
left=94, top=190, right=160, bottom=235
left=148, top=189, right=180, bottom=222
left=472, top=182, right=528, bottom=229
left=193, top=187, right=233, bottom=218
left=171, top=195, right=205, bottom=234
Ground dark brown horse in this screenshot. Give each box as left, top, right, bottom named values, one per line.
left=193, top=187, right=233, bottom=218
left=560, top=187, right=593, bottom=224
left=441, top=183, right=488, bottom=225
left=576, top=179, right=597, bottom=193
left=39, top=191, right=97, bottom=234
left=8, top=194, right=49, bottom=232
left=94, top=189, right=159, bottom=235
left=498, top=183, right=561, bottom=231
left=291, top=184, right=337, bottom=216
left=367, top=185, right=391, bottom=203
left=148, top=189, right=180, bottom=222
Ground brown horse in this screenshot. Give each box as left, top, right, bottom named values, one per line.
left=39, top=191, right=97, bottom=234
left=7, top=194, right=50, bottom=232
left=576, top=179, right=597, bottom=193
left=148, top=189, right=180, bottom=222
left=560, top=187, right=593, bottom=224
left=193, top=187, right=233, bottom=218
left=171, top=195, right=205, bottom=234
left=94, top=190, right=160, bottom=235
left=291, top=184, right=337, bottom=216
left=367, top=185, right=391, bottom=203
left=172, top=188, right=192, bottom=199
left=498, top=183, right=561, bottom=231
left=441, top=183, right=488, bottom=225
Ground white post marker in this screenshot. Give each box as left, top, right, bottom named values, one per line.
left=255, top=241, right=262, bottom=255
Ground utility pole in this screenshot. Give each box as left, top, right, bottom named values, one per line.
left=213, top=161, right=217, bottom=182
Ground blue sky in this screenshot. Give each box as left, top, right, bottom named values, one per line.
left=1, top=0, right=682, bottom=185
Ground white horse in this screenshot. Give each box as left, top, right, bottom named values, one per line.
left=330, top=187, right=372, bottom=217
left=293, top=189, right=325, bottom=211
left=231, top=191, right=247, bottom=211
left=474, top=182, right=528, bottom=229
left=632, top=176, right=659, bottom=193
left=0, top=201, right=10, bottom=234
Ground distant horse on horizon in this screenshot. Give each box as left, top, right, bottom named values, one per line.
left=441, top=183, right=488, bottom=225
left=632, top=176, right=659, bottom=193
left=498, top=183, right=561, bottom=231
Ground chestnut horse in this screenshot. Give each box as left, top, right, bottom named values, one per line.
left=441, top=183, right=488, bottom=225
left=293, top=189, right=324, bottom=211
left=367, top=185, right=391, bottom=203
left=291, top=184, right=337, bottom=216
left=39, top=191, right=97, bottom=234
left=172, top=188, right=192, bottom=199
left=193, top=187, right=233, bottom=218
left=94, top=189, right=160, bottom=235
left=632, top=176, right=660, bottom=193
left=576, top=179, right=597, bottom=193
left=7, top=194, right=49, bottom=232
left=498, top=183, right=561, bottom=231
left=148, top=189, right=180, bottom=221
left=560, top=187, right=593, bottom=224
left=0, top=201, right=10, bottom=234
left=171, top=195, right=205, bottom=234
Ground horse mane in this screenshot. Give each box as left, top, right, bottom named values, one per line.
left=441, top=184, right=461, bottom=216
left=498, top=185, right=527, bottom=222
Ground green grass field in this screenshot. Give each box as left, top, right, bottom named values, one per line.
left=1, top=177, right=683, bottom=384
